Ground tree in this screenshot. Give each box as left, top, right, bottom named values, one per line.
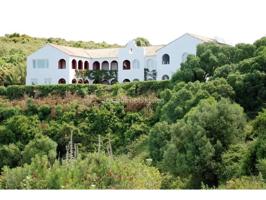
left=22, top=134, right=57, bottom=164
left=0, top=143, right=21, bottom=169
left=242, top=110, right=266, bottom=176
left=219, top=143, right=248, bottom=182
left=227, top=71, right=266, bottom=117
left=149, top=122, right=172, bottom=164
left=254, top=37, right=266, bottom=49
left=134, top=37, right=151, bottom=47
left=0, top=115, right=41, bottom=145
left=157, top=79, right=235, bottom=123
left=162, top=98, right=246, bottom=188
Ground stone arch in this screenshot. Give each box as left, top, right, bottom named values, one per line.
left=162, top=54, right=170, bottom=64
left=93, top=61, right=100, bottom=70
left=78, top=60, right=83, bottom=70
left=123, top=60, right=131, bottom=70
left=72, top=59, right=77, bottom=69
left=162, top=74, right=170, bottom=80
left=84, top=61, right=89, bottom=70
left=58, top=59, right=66, bottom=69
left=111, top=60, right=118, bottom=70
left=102, top=61, right=109, bottom=70
left=123, top=79, right=130, bottom=83
left=58, top=78, right=66, bottom=84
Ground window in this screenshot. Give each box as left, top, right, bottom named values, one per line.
left=32, top=59, right=49, bottom=69
left=123, top=79, right=130, bottom=83
left=133, top=79, right=139, bottom=82
left=72, top=79, right=77, bottom=84
left=111, top=61, right=118, bottom=70
left=93, top=61, right=100, bottom=70
left=123, top=60, right=131, bottom=70
left=162, top=54, right=170, bottom=65
left=78, top=60, right=83, bottom=70
left=133, top=59, right=140, bottom=69
left=84, top=79, right=89, bottom=84
left=84, top=61, right=89, bottom=70
left=102, top=61, right=109, bottom=70
left=162, top=75, right=169, bottom=80
left=58, top=59, right=66, bottom=69
left=72, top=59, right=77, bottom=69
left=182, top=52, right=189, bottom=63
left=58, top=78, right=66, bottom=84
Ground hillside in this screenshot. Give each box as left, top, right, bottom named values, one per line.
left=0, top=34, right=266, bottom=189
left=0, top=33, right=120, bottom=86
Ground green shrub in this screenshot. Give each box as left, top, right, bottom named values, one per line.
left=121, top=80, right=171, bottom=96
left=0, top=154, right=162, bottom=189
left=87, top=84, right=99, bottom=94
left=75, top=87, right=86, bottom=97
left=38, top=105, right=51, bottom=120
left=0, top=143, right=21, bottom=170
left=257, top=159, right=266, bottom=180
left=6, top=85, right=26, bottom=99
left=2, top=81, right=171, bottom=99
left=218, top=176, right=266, bottom=189
left=0, top=86, right=7, bottom=96
left=0, top=106, right=20, bottom=122
left=25, top=99, right=38, bottom=115
left=22, top=134, right=57, bottom=164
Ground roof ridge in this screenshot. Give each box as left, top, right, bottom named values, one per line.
left=187, top=33, right=217, bottom=42
left=49, top=43, right=121, bottom=51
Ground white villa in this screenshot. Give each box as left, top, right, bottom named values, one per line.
left=26, top=33, right=218, bottom=85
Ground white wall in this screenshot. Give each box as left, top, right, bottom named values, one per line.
left=156, top=34, right=203, bottom=80
left=26, top=45, right=70, bottom=85
left=118, top=40, right=145, bottom=82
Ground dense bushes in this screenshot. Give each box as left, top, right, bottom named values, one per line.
left=172, top=37, right=266, bottom=117
left=0, top=80, right=171, bottom=99
left=22, top=134, right=57, bottom=164
left=0, top=154, right=162, bottom=189
left=218, top=176, right=266, bottom=189
left=160, top=98, right=246, bottom=188
left=156, top=79, right=235, bottom=123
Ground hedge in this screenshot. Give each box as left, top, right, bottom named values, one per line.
left=0, top=80, right=171, bottom=99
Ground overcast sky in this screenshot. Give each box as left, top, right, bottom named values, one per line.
left=0, top=0, right=265, bottom=45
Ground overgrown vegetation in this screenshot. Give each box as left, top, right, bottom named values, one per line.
left=0, top=34, right=266, bottom=189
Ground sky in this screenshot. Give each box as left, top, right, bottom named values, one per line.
left=0, top=0, right=265, bottom=45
